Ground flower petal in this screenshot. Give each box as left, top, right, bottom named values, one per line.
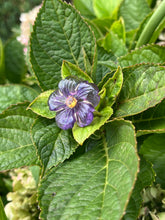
left=75, top=102, right=94, bottom=127
left=76, top=82, right=100, bottom=107
left=48, top=90, right=66, bottom=111
left=58, top=77, right=79, bottom=97
left=56, top=108, right=76, bottom=130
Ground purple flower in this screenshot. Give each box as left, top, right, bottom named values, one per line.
left=48, top=77, right=100, bottom=130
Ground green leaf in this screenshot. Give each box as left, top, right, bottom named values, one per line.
left=123, top=157, right=155, bottom=220
left=118, top=45, right=165, bottom=68
left=73, top=106, right=113, bottom=145
left=30, top=0, right=97, bottom=91
left=61, top=60, right=93, bottom=82
left=4, top=38, right=27, bottom=83
left=147, top=0, right=157, bottom=8
left=93, top=0, right=123, bottom=19
left=0, top=85, right=39, bottom=114
left=149, top=18, right=165, bottom=44
left=140, top=134, right=165, bottom=188
left=73, top=0, right=95, bottom=19
left=28, top=90, right=55, bottom=119
left=129, top=99, right=165, bottom=137
left=29, top=166, right=41, bottom=186
left=0, top=39, right=5, bottom=84
left=92, top=17, right=114, bottom=34
left=118, top=0, right=151, bottom=31
left=96, top=46, right=117, bottom=84
left=98, top=18, right=127, bottom=57
left=31, top=117, right=78, bottom=173
left=98, top=30, right=128, bottom=57
left=39, top=119, right=138, bottom=220
left=129, top=12, right=153, bottom=50
left=100, top=66, right=123, bottom=107
left=110, top=18, right=126, bottom=43
left=0, top=197, right=7, bottom=220
left=114, top=64, right=165, bottom=118
left=0, top=103, right=39, bottom=171
left=85, top=19, right=103, bottom=40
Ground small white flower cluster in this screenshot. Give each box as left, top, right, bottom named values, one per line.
left=17, top=5, right=41, bottom=53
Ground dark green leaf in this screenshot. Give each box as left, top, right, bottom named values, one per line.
left=0, top=39, right=5, bottom=84
left=0, top=85, right=39, bottom=114
left=129, top=99, right=165, bottom=136
left=147, top=0, right=157, bottom=8
left=4, top=38, right=27, bottom=83
left=0, top=103, right=39, bottom=171
left=140, top=134, right=165, bottom=188
left=96, top=46, right=117, bottom=84
left=0, top=196, right=7, bottom=220
left=123, top=157, right=155, bottom=220
left=31, top=117, right=78, bottom=173
left=118, top=0, right=151, bottom=31
left=114, top=64, right=165, bottom=118
left=30, top=0, right=97, bottom=90
left=28, top=90, right=55, bottom=119
left=61, top=60, right=93, bottom=82
left=39, top=120, right=138, bottom=220
left=73, top=106, right=113, bottom=145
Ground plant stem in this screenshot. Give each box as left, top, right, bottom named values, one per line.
left=136, top=0, right=165, bottom=48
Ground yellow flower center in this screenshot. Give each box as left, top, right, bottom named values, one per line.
left=66, top=96, right=77, bottom=108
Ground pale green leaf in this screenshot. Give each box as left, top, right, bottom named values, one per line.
left=30, top=0, right=97, bottom=90
left=39, top=120, right=138, bottom=220
left=93, top=0, right=123, bottom=19
left=0, top=85, right=39, bottom=113
left=0, top=103, right=39, bottom=171
left=118, top=0, right=151, bottom=31
left=31, top=117, right=78, bottom=173
left=140, top=134, right=165, bottom=188
left=73, top=106, right=113, bottom=145
left=28, top=90, right=55, bottom=119
left=123, top=157, right=155, bottom=220
left=110, top=18, right=126, bottom=43
left=114, top=64, right=165, bottom=118
left=61, top=61, right=93, bottom=82
left=129, top=99, right=165, bottom=136
left=98, top=30, right=128, bottom=57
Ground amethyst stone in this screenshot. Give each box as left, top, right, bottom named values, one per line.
left=48, top=77, right=100, bottom=130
